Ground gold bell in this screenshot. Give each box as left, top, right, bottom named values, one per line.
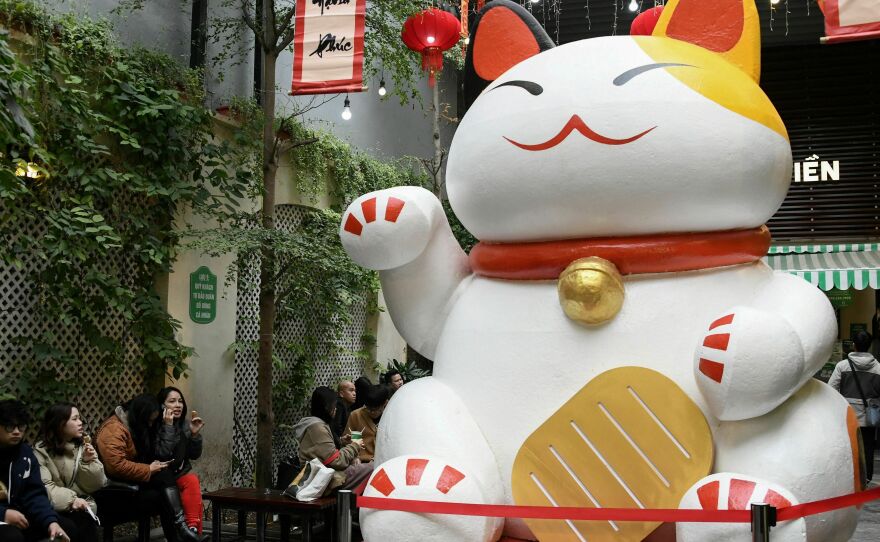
left=557, top=257, right=625, bottom=325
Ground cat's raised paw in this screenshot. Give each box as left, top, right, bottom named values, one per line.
left=340, top=187, right=438, bottom=271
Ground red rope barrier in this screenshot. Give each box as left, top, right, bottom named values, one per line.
left=357, top=486, right=880, bottom=524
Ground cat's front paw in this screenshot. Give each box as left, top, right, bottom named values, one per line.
left=340, top=187, right=438, bottom=270
left=694, top=306, right=804, bottom=420
left=677, top=473, right=805, bottom=542
left=360, top=455, right=500, bottom=542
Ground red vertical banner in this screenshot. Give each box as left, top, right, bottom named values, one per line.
left=291, top=0, right=367, bottom=95
left=819, top=0, right=880, bottom=44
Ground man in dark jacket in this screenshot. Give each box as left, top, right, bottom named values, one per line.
left=0, top=399, right=70, bottom=542
left=829, top=331, right=880, bottom=482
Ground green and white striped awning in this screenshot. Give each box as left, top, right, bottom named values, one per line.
left=767, top=243, right=880, bottom=254
left=763, top=250, right=880, bottom=290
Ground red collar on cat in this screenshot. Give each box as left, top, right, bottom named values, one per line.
left=469, top=226, right=770, bottom=280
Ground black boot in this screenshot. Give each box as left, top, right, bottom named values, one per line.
left=161, top=486, right=208, bottom=542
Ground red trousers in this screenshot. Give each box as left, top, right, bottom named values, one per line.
left=177, top=472, right=204, bottom=533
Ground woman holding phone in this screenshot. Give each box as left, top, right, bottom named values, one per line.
left=155, top=387, right=206, bottom=537
left=33, top=404, right=106, bottom=542
left=96, top=394, right=203, bottom=542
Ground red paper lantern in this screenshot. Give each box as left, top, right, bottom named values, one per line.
left=630, top=5, right=665, bottom=36
left=402, top=8, right=462, bottom=87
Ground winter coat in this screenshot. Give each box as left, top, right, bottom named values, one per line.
left=0, top=443, right=59, bottom=531
left=828, top=352, right=880, bottom=427
left=95, top=406, right=152, bottom=483
left=33, top=441, right=106, bottom=514
left=331, top=398, right=351, bottom=439
left=292, top=416, right=360, bottom=490
left=154, top=419, right=202, bottom=478
left=344, top=407, right=378, bottom=462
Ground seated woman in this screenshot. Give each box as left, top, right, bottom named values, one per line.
left=96, top=394, right=205, bottom=542
left=154, top=387, right=205, bottom=536
left=292, top=387, right=373, bottom=495
left=33, top=403, right=107, bottom=542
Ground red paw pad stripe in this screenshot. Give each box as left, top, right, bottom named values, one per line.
left=361, top=197, right=377, bottom=223
left=406, top=458, right=429, bottom=486
left=385, top=197, right=406, bottom=222
left=728, top=479, right=756, bottom=510
left=703, top=333, right=730, bottom=351
left=370, top=468, right=396, bottom=496
left=709, top=313, right=735, bottom=330
left=435, top=465, right=465, bottom=494
left=697, top=480, right=720, bottom=510
left=344, top=214, right=363, bottom=236
left=699, top=358, right=725, bottom=383
left=764, top=489, right=791, bottom=509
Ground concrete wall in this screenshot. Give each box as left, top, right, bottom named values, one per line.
left=43, top=0, right=191, bottom=64
left=161, top=219, right=239, bottom=491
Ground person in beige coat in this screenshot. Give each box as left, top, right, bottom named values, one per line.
left=292, top=387, right=373, bottom=495
left=33, top=403, right=107, bottom=542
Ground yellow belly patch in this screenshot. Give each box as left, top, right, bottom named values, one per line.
left=512, top=367, right=713, bottom=541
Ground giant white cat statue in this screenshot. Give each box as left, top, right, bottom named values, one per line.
left=338, top=1, right=863, bottom=541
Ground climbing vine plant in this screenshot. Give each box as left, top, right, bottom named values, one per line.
left=187, top=103, right=434, bottom=421
left=0, top=1, right=250, bottom=409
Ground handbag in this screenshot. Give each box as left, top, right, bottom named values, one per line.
left=282, top=458, right=334, bottom=502
left=275, top=455, right=301, bottom=490
left=846, top=358, right=880, bottom=427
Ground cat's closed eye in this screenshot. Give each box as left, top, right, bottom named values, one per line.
left=613, top=62, right=694, bottom=86
left=489, top=80, right=544, bottom=96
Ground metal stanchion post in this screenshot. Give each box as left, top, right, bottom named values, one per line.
left=751, top=503, right=776, bottom=542
left=337, top=490, right=353, bottom=542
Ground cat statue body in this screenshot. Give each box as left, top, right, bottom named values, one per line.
left=339, top=1, right=862, bottom=541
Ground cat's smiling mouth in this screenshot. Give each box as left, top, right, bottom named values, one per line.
left=503, top=115, right=656, bottom=151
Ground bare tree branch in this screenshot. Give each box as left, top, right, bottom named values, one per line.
left=275, top=27, right=296, bottom=55
left=285, top=95, right=336, bottom=117
left=241, top=0, right=263, bottom=48
left=275, top=4, right=296, bottom=43
left=277, top=137, right=318, bottom=156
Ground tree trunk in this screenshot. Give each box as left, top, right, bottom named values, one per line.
left=255, top=44, right=278, bottom=490
left=431, top=81, right=443, bottom=197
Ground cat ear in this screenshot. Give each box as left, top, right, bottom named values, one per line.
left=652, top=0, right=761, bottom=82
left=464, top=0, right=555, bottom=109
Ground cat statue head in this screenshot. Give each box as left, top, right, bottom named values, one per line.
left=446, top=0, right=792, bottom=243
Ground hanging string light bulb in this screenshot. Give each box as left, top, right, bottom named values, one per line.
left=585, top=0, right=592, bottom=31
left=628, top=0, right=640, bottom=12
left=612, top=0, right=620, bottom=35
left=341, top=95, right=352, bottom=120
left=553, top=0, right=562, bottom=44
left=378, top=79, right=387, bottom=96
left=784, top=0, right=790, bottom=36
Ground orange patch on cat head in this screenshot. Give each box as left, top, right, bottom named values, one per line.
left=665, top=0, right=744, bottom=52
left=473, top=7, right=541, bottom=81
left=653, top=0, right=761, bottom=82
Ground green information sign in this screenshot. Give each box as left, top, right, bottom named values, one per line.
left=189, top=266, right=217, bottom=324
left=825, top=289, right=854, bottom=309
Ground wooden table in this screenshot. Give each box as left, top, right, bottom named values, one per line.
left=204, top=487, right=337, bottom=542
